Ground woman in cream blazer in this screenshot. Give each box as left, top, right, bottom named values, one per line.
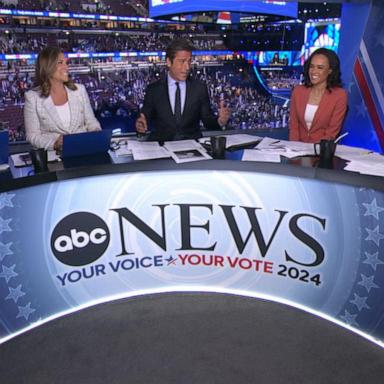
left=24, top=46, right=101, bottom=150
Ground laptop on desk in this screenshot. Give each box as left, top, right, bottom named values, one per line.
left=0, top=130, right=8, bottom=164
left=61, top=130, right=112, bottom=159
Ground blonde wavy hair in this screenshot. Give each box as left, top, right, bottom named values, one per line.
left=34, top=46, right=77, bottom=97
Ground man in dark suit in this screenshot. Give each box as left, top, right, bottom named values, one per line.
left=135, top=39, right=230, bottom=141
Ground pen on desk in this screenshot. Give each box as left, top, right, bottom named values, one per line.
left=334, top=132, right=349, bottom=144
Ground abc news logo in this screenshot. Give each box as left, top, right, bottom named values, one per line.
left=51, top=212, right=110, bottom=266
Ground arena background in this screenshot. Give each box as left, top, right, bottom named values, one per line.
left=1, top=2, right=384, bottom=383
left=0, top=0, right=380, bottom=154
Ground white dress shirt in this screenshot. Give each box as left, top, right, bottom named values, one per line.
left=167, top=74, right=186, bottom=115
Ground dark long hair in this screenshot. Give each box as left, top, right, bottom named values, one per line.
left=303, top=48, right=343, bottom=89
left=33, top=46, right=77, bottom=97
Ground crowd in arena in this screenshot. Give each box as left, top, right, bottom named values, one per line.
left=0, top=32, right=223, bottom=54
left=66, top=33, right=222, bottom=53
left=0, top=0, right=299, bottom=142
left=0, top=58, right=290, bottom=141
left=0, top=0, right=148, bottom=16
left=260, top=69, right=301, bottom=90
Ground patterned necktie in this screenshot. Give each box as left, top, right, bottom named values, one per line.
left=174, top=81, right=182, bottom=124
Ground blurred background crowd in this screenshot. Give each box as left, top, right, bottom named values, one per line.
left=0, top=0, right=341, bottom=141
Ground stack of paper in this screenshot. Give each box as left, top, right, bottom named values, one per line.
left=255, top=138, right=315, bottom=158
left=343, top=152, right=384, bottom=177
left=129, top=141, right=171, bottom=161
left=164, top=140, right=211, bottom=163
left=199, top=134, right=261, bottom=149
left=335, top=145, right=374, bottom=161
left=242, top=150, right=281, bottom=163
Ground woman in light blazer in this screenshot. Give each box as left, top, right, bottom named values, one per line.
left=289, top=48, right=347, bottom=143
left=24, top=46, right=101, bottom=150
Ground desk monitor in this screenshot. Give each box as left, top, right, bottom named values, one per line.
left=0, top=130, right=8, bottom=164
left=62, top=130, right=112, bottom=158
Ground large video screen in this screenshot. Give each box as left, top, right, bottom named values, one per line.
left=149, top=0, right=298, bottom=19
left=258, top=51, right=301, bottom=66
left=302, top=20, right=341, bottom=64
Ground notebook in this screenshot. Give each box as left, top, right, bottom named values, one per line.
left=61, top=130, right=112, bottom=158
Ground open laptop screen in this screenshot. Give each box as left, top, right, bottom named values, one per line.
left=61, top=130, right=112, bottom=158
left=0, top=130, right=8, bottom=164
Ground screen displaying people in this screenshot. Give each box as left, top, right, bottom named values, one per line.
left=24, top=46, right=101, bottom=151
left=135, top=38, right=231, bottom=141
left=288, top=47, right=347, bottom=143
left=270, top=52, right=289, bottom=66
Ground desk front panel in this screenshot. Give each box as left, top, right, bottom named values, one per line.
left=0, top=167, right=383, bottom=345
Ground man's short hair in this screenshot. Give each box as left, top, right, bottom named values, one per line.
left=166, top=39, right=194, bottom=63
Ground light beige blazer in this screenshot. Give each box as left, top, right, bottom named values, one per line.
left=24, top=83, right=101, bottom=150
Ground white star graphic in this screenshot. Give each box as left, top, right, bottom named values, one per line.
left=0, top=193, right=15, bottom=210
left=348, top=80, right=356, bottom=93
left=363, top=251, right=384, bottom=271
left=340, top=310, right=359, bottom=327
left=358, top=274, right=379, bottom=293
left=374, top=32, right=384, bottom=48
left=355, top=101, right=367, bottom=118
left=365, top=226, right=384, bottom=246
left=0, top=264, right=18, bottom=283
left=0, top=217, right=12, bottom=234
left=363, top=198, right=384, bottom=220
left=5, top=284, right=25, bottom=303
left=0, top=241, right=13, bottom=262
left=16, top=303, right=36, bottom=321
left=350, top=294, right=370, bottom=312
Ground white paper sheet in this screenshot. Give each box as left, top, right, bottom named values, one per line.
left=129, top=141, right=171, bottom=161
left=242, top=150, right=281, bottom=163
left=255, top=138, right=315, bottom=158
left=164, top=140, right=211, bottom=163
left=255, top=137, right=282, bottom=149
left=199, top=134, right=261, bottom=149
left=343, top=151, right=384, bottom=176
left=335, top=144, right=374, bottom=161
left=163, top=140, right=204, bottom=151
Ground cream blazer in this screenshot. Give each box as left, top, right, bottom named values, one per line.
left=24, top=83, right=101, bottom=150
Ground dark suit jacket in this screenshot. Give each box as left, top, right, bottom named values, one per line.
left=141, top=77, right=221, bottom=141
left=289, top=85, right=348, bottom=143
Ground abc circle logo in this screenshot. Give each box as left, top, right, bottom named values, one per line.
left=51, top=212, right=110, bottom=266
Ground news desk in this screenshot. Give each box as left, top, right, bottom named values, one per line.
left=0, top=149, right=384, bottom=348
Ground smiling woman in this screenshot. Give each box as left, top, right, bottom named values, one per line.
left=24, top=46, right=101, bottom=151
left=289, top=47, right=348, bottom=143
